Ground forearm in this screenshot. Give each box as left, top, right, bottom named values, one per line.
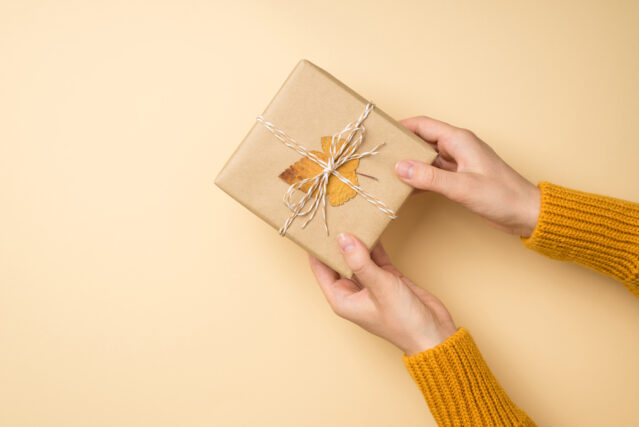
left=522, top=182, right=639, bottom=297
left=403, top=328, right=536, bottom=427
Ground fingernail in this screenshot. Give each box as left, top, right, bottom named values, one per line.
left=395, top=161, right=414, bottom=179
left=337, top=233, right=355, bottom=252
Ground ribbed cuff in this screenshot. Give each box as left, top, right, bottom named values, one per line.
left=522, top=182, right=639, bottom=296
left=403, top=328, right=535, bottom=427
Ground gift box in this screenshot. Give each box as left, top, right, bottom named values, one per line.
left=216, top=60, right=436, bottom=276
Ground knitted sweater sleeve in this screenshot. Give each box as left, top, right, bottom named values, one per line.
left=403, top=328, right=536, bottom=426
left=521, top=182, right=639, bottom=298
left=403, top=182, right=639, bottom=426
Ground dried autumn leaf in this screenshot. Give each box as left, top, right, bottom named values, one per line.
left=278, top=136, right=359, bottom=206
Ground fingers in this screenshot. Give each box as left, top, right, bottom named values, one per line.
left=395, top=160, right=468, bottom=201
left=432, top=154, right=457, bottom=171
left=370, top=242, right=392, bottom=267
left=401, top=116, right=472, bottom=162
left=371, top=242, right=404, bottom=276
left=308, top=253, right=339, bottom=286
left=308, top=254, right=359, bottom=313
left=337, top=233, right=393, bottom=293
left=400, top=116, right=455, bottom=144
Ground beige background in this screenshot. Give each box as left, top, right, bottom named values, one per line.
left=1, top=1, right=638, bottom=426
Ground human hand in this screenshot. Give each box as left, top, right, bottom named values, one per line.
left=309, top=233, right=457, bottom=356
left=396, top=116, right=541, bottom=237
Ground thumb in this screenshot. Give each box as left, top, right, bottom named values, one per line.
left=337, top=233, right=393, bottom=293
left=395, top=160, right=466, bottom=200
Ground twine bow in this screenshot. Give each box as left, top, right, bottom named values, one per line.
left=256, top=103, right=397, bottom=236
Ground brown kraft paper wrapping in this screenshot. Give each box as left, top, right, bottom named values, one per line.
left=215, top=59, right=436, bottom=277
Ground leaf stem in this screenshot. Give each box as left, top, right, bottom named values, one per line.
left=356, top=171, right=379, bottom=181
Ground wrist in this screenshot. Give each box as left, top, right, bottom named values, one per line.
left=519, top=183, right=541, bottom=238
left=402, top=326, right=456, bottom=356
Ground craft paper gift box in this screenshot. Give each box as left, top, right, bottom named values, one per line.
left=216, top=60, right=436, bottom=276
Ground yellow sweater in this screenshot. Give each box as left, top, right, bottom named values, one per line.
left=403, top=182, right=639, bottom=426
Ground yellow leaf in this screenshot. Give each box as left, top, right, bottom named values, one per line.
left=278, top=151, right=325, bottom=193
left=326, top=168, right=358, bottom=206
left=278, top=137, right=360, bottom=207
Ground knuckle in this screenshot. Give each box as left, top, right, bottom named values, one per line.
left=381, top=264, right=400, bottom=276
left=331, top=303, right=346, bottom=318
left=374, top=274, right=402, bottom=301
left=417, top=165, right=437, bottom=188
left=455, top=128, right=476, bottom=140
left=346, top=249, right=369, bottom=273
left=350, top=259, right=370, bottom=276
left=325, top=295, right=346, bottom=317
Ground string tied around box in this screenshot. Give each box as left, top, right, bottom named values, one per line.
left=256, top=103, right=397, bottom=236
